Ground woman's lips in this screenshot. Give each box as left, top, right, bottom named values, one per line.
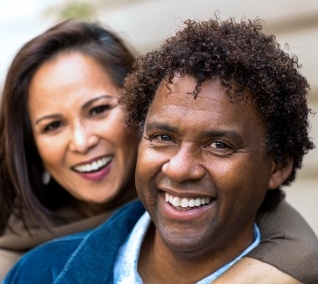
left=72, top=156, right=113, bottom=182
left=72, top=156, right=113, bottom=172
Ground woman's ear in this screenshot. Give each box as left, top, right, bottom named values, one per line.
left=268, top=157, right=293, bottom=190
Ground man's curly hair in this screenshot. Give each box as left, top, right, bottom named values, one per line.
left=122, top=16, right=315, bottom=211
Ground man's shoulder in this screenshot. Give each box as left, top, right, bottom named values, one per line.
left=4, top=200, right=146, bottom=283
left=3, top=233, right=85, bottom=283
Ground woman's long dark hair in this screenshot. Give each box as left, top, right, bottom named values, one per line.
left=0, top=19, right=135, bottom=232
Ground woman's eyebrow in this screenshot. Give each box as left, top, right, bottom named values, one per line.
left=81, top=94, right=114, bottom=110
left=35, top=95, right=114, bottom=125
left=35, top=113, right=60, bottom=125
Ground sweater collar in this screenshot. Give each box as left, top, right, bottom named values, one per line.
left=54, top=200, right=145, bottom=284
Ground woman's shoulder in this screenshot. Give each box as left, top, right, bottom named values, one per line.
left=251, top=200, right=318, bottom=284
left=0, top=250, right=22, bottom=281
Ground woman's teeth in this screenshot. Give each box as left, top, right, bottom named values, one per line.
left=73, top=156, right=112, bottom=173
left=165, top=192, right=212, bottom=209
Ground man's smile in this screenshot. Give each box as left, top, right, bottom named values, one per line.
left=164, top=191, right=213, bottom=210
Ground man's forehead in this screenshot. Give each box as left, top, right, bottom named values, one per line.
left=154, top=94, right=224, bottom=114
left=152, top=75, right=246, bottom=113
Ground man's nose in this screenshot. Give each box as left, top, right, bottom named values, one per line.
left=69, top=124, right=98, bottom=154
left=161, top=145, right=205, bottom=183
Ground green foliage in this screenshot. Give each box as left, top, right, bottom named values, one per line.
left=60, top=2, right=94, bottom=19
left=45, top=1, right=95, bottom=20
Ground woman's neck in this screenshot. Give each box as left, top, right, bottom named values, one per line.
left=72, top=185, right=138, bottom=218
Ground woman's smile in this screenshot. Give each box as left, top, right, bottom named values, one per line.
left=28, top=52, right=138, bottom=206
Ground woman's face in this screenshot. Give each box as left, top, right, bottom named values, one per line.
left=28, top=52, right=138, bottom=212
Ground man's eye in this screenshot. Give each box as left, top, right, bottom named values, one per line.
left=90, top=105, right=110, bottom=116
left=210, top=141, right=228, bottom=149
left=154, top=134, right=172, bottom=141
left=43, top=121, right=62, bottom=133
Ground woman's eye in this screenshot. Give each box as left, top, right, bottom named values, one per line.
left=90, top=105, right=110, bottom=116
left=43, top=121, right=62, bottom=133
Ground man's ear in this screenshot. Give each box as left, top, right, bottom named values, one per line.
left=268, top=157, right=293, bottom=190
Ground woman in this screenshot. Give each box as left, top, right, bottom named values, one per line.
left=0, top=19, right=316, bottom=283
left=0, top=19, right=139, bottom=278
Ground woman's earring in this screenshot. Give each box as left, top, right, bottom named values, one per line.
left=42, top=171, right=51, bottom=185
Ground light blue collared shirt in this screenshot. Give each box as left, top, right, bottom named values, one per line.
left=114, top=212, right=260, bottom=283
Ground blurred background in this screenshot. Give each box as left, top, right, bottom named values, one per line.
left=0, top=0, right=317, bottom=235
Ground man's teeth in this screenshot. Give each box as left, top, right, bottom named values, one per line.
left=165, top=192, right=212, bottom=208
left=74, top=156, right=112, bottom=173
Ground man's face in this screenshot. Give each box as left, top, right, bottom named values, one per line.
left=136, top=75, right=278, bottom=259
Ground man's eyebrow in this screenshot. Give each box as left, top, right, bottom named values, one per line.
left=145, top=123, right=243, bottom=142
left=201, top=130, right=244, bottom=142
left=145, top=122, right=179, bottom=133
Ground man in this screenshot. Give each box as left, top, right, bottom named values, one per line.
left=5, top=17, right=317, bottom=283
left=120, top=17, right=315, bottom=284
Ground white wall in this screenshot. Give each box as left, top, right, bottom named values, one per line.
left=1, top=0, right=317, bottom=235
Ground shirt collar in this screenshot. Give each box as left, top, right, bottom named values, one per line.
left=114, top=212, right=261, bottom=284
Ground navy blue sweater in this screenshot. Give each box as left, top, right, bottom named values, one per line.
left=4, top=200, right=145, bottom=284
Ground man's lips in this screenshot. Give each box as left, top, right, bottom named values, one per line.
left=160, top=188, right=216, bottom=217
left=159, top=190, right=216, bottom=221
left=165, top=192, right=213, bottom=209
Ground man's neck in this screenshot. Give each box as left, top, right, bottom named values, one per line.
left=138, top=223, right=255, bottom=284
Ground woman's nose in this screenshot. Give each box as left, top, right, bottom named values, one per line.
left=69, top=123, right=98, bottom=154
